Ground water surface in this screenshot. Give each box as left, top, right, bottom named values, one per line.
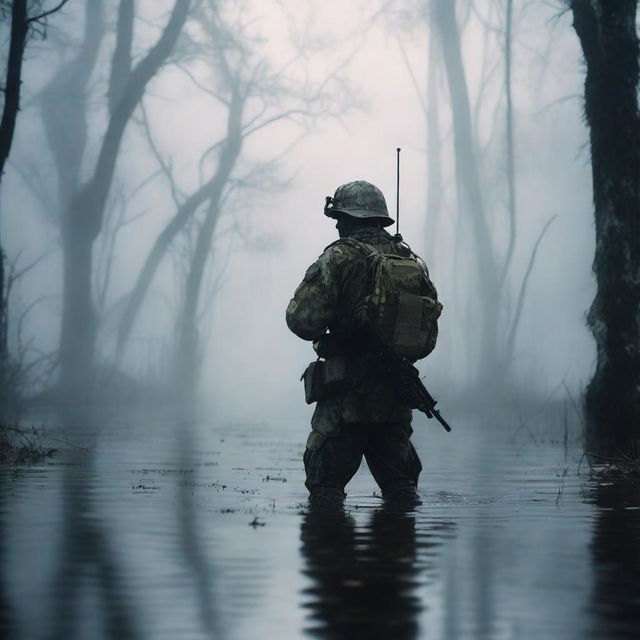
left=1, top=413, right=639, bottom=639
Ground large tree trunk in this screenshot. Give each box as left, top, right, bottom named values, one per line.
left=434, top=0, right=503, bottom=383
left=0, top=0, right=28, bottom=180
left=58, top=0, right=189, bottom=401
left=40, top=2, right=105, bottom=212
left=0, top=245, right=7, bottom=415
left=572, top=0, right=640, bottom=456
left=59, top=221, right=98, bottom=404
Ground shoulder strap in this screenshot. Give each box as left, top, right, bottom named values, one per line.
left=323, top=237, right=376, bottom=256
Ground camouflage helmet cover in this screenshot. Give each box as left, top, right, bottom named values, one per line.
left=324, top=180, right=394, bottom=227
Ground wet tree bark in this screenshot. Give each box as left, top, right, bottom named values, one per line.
left=0, top=0, right=28, bottom=181
left=434, top=0, right=503, bottom=383
left=0, top=244, right=6, bottom=415
left=572, top=0, right=640, bottom=456
left=58, top=0, right=189, bottom=402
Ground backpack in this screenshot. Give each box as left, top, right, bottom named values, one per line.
left=336, top=238, right=442, bottom=360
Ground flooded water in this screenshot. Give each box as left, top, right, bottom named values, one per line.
left=1, top=411, right=639, bottom=639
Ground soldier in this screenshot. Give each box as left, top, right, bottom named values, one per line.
left=286, top=180, right=439, bottom=504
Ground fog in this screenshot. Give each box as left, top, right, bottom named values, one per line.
left=4, top=3, right=640, bottom=640
left=0, top=0, right=595, bottom=422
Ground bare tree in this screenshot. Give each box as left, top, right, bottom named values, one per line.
left=37, top=2, right=105, bottom=215
left=0, top=0, right=70, bottom=417
left=434, top=0, right=503, bottom=380
left=383, top=0, right=557, bottom=391
left=113, top=0, right=356, bottom=399
left=57, top=0, right=191, bottom=403
left=571, top=0, right=640, bottom=456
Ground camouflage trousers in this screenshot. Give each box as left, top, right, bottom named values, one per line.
left=303, top=421, right=422, bottom=501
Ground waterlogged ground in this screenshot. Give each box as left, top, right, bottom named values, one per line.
left=1, top=410, right=639, bottom=639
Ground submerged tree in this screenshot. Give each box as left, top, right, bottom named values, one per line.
left=571, top=0, right=640, bottom=456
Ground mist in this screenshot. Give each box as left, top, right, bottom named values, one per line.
left=1, top=2, right=638, bottom=639
left=0, top=0, right=595, bottom=419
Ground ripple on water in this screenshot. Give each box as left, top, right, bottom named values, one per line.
left=2, top=417, right=640, bottom=639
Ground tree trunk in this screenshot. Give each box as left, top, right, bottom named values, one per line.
left=115, top=171, right=227, bottom=362
left=434, top=0, right=503, bottom=382
left=172, top=200, right=222, bottom=398
left=115, top=89, right=246, bottom=363
left=425, top=8, right=442, bottom=262
left=0, top=246, right=7, bottom=415
left=0, top=0, right=28, bottom=180
left=572, top=0, right=640, bottom=456
left=40, top=2, right=105, bottom=212
left=58, top=0, right=189, bottom=401
left=59, top=222, right=97, bottom=400
left=501, top=0, right=517, bottom=286
left=172, top=93, right=244, bottom=399
left=0, top=0, right=28, bottom=415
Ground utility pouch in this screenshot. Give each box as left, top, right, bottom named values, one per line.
left=301, top=356, right=348, bottom=404
left=302, top=360, right=325, bottom=404
left=323, top=355, right=347, bottom=393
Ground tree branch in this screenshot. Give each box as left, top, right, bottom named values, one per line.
left=27, top=0, right=70, bottom=25
left=505, top=214, right=558, bottom=363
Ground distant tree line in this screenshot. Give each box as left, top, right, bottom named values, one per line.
left=381, top=0, right=639, bottom=456
left=1, top=0, right=638, bottom=458
left=0, top=0, right=355, bottom=421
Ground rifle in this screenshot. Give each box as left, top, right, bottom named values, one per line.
left=315, top=330, right=451, bottom=432
left=373, top=350, right=452, bottom=432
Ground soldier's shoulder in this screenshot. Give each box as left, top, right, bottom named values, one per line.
left=321, top=238, right=368, bottom=263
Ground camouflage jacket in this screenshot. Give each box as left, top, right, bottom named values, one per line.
left=286, top=228, right=436, bottom=434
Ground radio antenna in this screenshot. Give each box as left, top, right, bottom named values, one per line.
left=396, top=147, right=401, bottom=238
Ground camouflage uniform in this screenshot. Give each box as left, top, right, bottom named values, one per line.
left=286, top=227, right=427, bottom=500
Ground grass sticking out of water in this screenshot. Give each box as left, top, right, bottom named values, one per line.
left=586, top=451, right=640, bottom=479
left=0, top=424, right=57, bottom=464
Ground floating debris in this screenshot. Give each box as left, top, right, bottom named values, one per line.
left=132, top=484, right=160, bottom=491
left=262, top=475, right=287, bottom=482
left=249, top=517, right=266, bottom=528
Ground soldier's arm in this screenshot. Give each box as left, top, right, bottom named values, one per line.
left=286, top=249, right=340, bottom=340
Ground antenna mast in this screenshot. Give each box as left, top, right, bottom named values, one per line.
left=396, top=147, right=401, bottom=238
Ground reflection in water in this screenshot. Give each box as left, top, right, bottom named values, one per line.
left=587, top=478, right=640, bottom=639
left=48, top=453, right=139, bottom=640
left=8, top=416, right=640, bottom=639
left=300, top=503, right=454, bottom=638
left=0, top=471, right=15, bottom=639
left=177, top=421, right=223, bottom=639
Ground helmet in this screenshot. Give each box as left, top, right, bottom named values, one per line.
left=324, top=180, right=394, bottom=227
